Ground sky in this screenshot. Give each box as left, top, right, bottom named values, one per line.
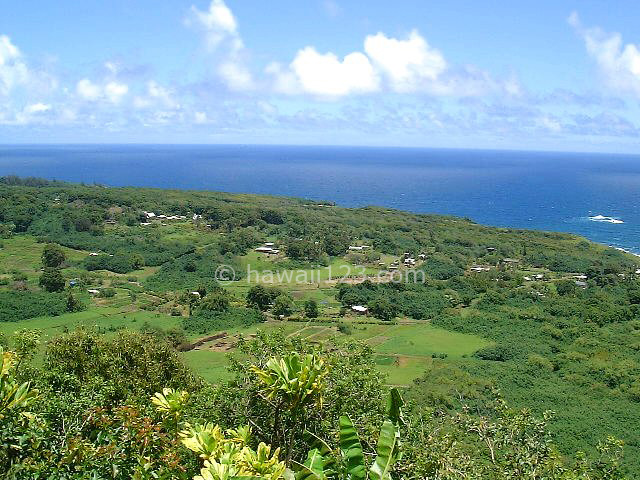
left=1, top=0, right=640, bottom=152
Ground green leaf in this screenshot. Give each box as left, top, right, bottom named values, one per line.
left=385, top=388, right=404, bottom=427
left=295, top=448, right=326, bottom=480
left=369, top=420, right=400, bottom=480
left=339, top=416, right=366, bottom=480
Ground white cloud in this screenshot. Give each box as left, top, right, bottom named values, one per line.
left=105, top=82, right=128, bottom=103
left=364, top=30, right=447, bottom=92
left=24, top=103, right=51, bottom=114
left=76, top=78, right=102, bottom=101
left=275, top=47, right=379, bottom=97
left=134, top=81, right=178, bottom=109
left=187, top=0, right=254, bottom=91
left=0, top=35, right=30, bottom=95
left=187, top=0, right=238, bottom=49
left=268, top=29, right=511, bottom=98
left=570, top=12, right=640, bottom=96
left=76, top=78, right=128, bottom=103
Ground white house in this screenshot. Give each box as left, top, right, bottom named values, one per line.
left=352, top=305, right=368, bottom=314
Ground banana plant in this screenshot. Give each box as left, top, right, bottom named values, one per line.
left=296, top=388, right=404, bottom=480
left=0, top=348, right=37, bottom=420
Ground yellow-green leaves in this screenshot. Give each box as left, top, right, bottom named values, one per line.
left=151, top=387, right=189, bottom=421
left=250, top=353, right=329, bottom=410
left=0, top=348, right=37, bottom=419
left=181, top=422, right=288, bottom=480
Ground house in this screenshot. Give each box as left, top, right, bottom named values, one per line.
left=470, top=265, right=491, bottom=272
left=190, top=291, right=201, bottom=297
left=87, top=289, right=100, bottom=295
left=487, top=247, right=496, bottom=252
left=388, top=265, right=398, bottom=271
left=192, top=214, right=202, bottom=220
left=264, top=242, right=275, bottom=247
left=575, top=281, right=588, bottom=288
left=534, top=274, right=544, bottom=280
left=348, top=246, right=364, bottom=251
left=574, top=274, right=588, bottom=280
left=418, top=254, right=426, bottom=260
left=404, top=258, right=416, bottom=266
left=255, top=246, right=275, bottom=253
left=502, top=258, right=520, bottom=264
left=89, top=252, right=99, bottom=256
left=351, top=305, right=368, bottom=314
left=523, top=276, right=532, bottom=281
left=143, top=211, right=156, bottom=218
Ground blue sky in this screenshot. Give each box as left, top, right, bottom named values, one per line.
left=1, top=1, right=640, bottom=152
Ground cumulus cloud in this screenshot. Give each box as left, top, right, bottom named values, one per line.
left=0, top=35, right=30, bottom=95
left=187, top=0, right=254, bottom=91
left=133, top=81, right=178, bottom=109
left=570, top=12, right=640, bottom=97
left=267, top=29, right=516, bottom=98
left=270, top=47, right=379, bottom=97
left=76, top=78, right=128, bottom=103
left=364, top=30, right=447, bottom=92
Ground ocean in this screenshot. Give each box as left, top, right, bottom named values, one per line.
left=1, top=144, right=639, bottom=253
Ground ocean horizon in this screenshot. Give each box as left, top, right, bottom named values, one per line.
left=1, top=144, right=639, bottom=253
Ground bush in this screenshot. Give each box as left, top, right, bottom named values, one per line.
left=182, top=307, right=264, bottom=335
left=39, top=268, right=65, bottom=292
left=474, top=344, right=519, bottom=362
left=98, top=288, right=116, bottom=298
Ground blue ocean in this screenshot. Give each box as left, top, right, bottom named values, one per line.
left=1, top=144, right=639, bottom=253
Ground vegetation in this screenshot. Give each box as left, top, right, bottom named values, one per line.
left=1, top=177, right=640, bottom=476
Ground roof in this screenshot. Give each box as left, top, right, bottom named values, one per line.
left=351, top=305, right=368, bottom=312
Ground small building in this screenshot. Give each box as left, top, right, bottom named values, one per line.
left=418, top=254, right=426, bottom=260
left=574, top=274, right=588, bottom=280
left=255, top=246, right=275, bottom=253
left=87, top=289, right=100, bottom=295
left=348, top=246, right=364, bottom=251
left=351, top=305, right=368, bottom=314
left=388, top=265, right=398, bottom=271
left=575, top=281, right=588, bottom=288
left=89, top=252, right=99, bottom=256
left=264, top=242, right=275, bottom=247
left=487, top=247, right=496, bottom=252
left=534, top=274, right=544, bottom=280
left=502, top=258, right=520, bottom=264
left=470, top=265, right=491, bottom=272
left=190, top=291, right=201, bottom=297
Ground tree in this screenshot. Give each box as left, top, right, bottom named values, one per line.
left=39, top=267, right=65, bottom=292
left=369, top=296, right=398, bottom=321
left=556, top=279, right=577, bottom=296
left=304, top=299, right=319, bottom=318
left=42, top=243, right=65, bottom=268
left=272, top=294, right=294, bottom=318
left=66, top=292, right=84, bottom=312
left=198, top=291, right=230, bottom=314
left=247, top=285, right=279, bottom=311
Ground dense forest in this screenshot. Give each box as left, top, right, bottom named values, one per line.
left=1, top=176, right=639, bottom=478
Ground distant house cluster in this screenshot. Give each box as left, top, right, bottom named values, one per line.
left=255, top=242, right=280, bottom=255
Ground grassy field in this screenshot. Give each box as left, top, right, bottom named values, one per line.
left=0, top=306, right=182, bottom=341
left=180, top=319, right=491, bottom=386
left=1, top=233, right=490, bottom=388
